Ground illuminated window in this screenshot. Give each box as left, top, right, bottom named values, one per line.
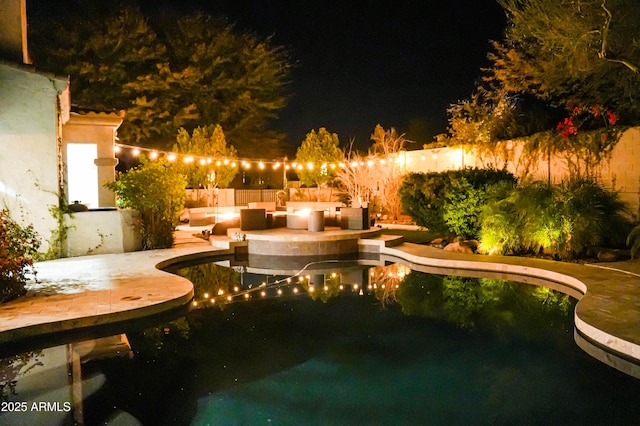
left=67, top=143, right=99, bottom=209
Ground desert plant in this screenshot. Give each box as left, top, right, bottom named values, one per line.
left=370, top=125, right=408, bottom=220
left=0, top=210, right=40, bottom=303
left=106, top=157, right=187, bottom=249
left=334, top=144, right=377, bottom=207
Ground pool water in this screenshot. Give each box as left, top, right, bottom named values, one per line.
left=3, top=267, right=640, bottom=425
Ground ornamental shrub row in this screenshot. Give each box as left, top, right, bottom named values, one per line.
left=400, top=168, right=632, bottom=259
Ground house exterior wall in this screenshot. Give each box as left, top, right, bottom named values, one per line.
left=65, top=209, right=142, bottom=257
left=0, top=62, right=68, bottom=253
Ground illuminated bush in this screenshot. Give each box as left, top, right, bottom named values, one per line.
left=106, top=158, right=187, bottom=249
left=479, top=179, right=631, bottom=257
left=399, top=168, right=516, bottom=237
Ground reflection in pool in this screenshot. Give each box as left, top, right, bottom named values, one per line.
left=2, top=258, right=640, bottom=425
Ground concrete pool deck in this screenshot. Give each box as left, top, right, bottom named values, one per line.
left=0, top=227, right=639, bottom=378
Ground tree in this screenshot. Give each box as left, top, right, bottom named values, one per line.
left=294, top=128, right=343, bottom=201
left=106, top=158, right=187, bottom=249
left=29, top=5, right=291, bottom=153
left=173, top=125, right=238, bottom=206
left=487, top=0, right=640, bottom=120
left=440, top=0, right=635, bottom=179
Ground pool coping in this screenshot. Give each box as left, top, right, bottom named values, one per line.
left=0, top=230, right=639, bottom=378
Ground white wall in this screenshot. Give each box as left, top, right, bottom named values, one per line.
left=65, top=209, right=142, bottom=257
left=406, top=127, right=640, bottom=216
left=0, top=63, right=67, bottom=253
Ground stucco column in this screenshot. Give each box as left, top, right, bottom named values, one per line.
left=94, top=157, right=119, bottom=207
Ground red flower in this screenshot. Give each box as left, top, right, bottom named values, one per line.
left=607, top=111, right=618, bottom=126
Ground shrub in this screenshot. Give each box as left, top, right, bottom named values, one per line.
left=477, top=182, right=524, bottom=255
left=0, top=210, right=40, bottom=303
left=399, top=168, right=516, bottom=237
left=399, top=172, right=449, bottom=234
left=628, top=224, right=640, bottom=258
left=106, top=158, right=187, bottom=250
left=442, top=176, right=485, bottom=238
left=480, top=179, right=631, bottom=257
left=558, top=179, right=631, bottom=253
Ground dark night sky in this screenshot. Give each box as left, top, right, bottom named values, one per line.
left=30, top=0, right=507, bottom=152
left=184, top=1, right=508, bottom=151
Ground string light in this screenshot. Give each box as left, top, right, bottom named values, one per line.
left=190, top=259, right=413, bottom=308
left=115, top=141, right=447, bottom=174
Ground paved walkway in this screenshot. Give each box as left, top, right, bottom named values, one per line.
left=0, top=229, right=219, bottom=345
left=0, top=228, right=638, bottom=378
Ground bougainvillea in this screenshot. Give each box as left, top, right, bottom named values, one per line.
left=557, top=105, right=618, bottom=138
left=0, top=210, right=40, bottom=303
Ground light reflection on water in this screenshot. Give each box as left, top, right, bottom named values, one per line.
left=2, top=258, right=640, bottom=425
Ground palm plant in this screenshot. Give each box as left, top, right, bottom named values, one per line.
left=627, top=224, right=640, bottom=259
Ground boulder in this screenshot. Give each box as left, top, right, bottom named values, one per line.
left=429, top=237, right=448, bottom=248
left=596, top=248, right=630, bottom=262
left=443, top=241, right=475, bottom=254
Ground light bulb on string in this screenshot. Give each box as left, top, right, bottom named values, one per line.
left=111, top=142, right=413, bottom=174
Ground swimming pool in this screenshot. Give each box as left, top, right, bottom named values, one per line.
left=2, top=259, right=640, bottom=425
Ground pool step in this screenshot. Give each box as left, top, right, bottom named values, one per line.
left=209, top=236, right=248, bottom=251
left=358, top=234, right=404, bottom=253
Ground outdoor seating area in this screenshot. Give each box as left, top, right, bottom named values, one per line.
left=185, top=200, right=372, bottom=234
left=233, top=202, right=369, bottom=233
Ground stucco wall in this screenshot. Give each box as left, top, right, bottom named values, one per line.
left=0, top=63, right=67, bottom=252
left=65, top=209, right=142, bottom=257
left=406, top=127, right=640, bottom=216
left=599, top=127, right=640, bottom=216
